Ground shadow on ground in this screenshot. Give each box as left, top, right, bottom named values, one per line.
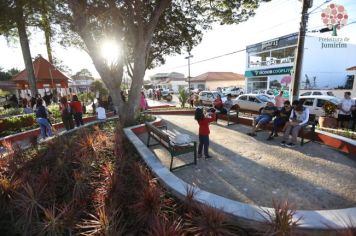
left=138, top=115, right=356, bottom=210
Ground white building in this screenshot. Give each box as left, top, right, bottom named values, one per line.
left=150, top=72, right=187, bottom=92
left=244, top=33, right=356, bottom=99
left=69, top=75, right=94, bottom=94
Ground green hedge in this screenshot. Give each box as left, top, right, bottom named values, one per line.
left=0, top=114, right=36, bottom=135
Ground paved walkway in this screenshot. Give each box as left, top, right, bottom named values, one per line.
left=139, top=115, right=356, bottom=210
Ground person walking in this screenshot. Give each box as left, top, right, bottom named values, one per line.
left=139, top=91, right=148, bottom=111
left=274, top=90, right=285, bottom=110
left=70, top=95, right=84, bottom=127
left=35, top=99, right=53, bottom=141
left=195, top=107, right=216, bottom=158
left=59, top=96, right=74, bottom=131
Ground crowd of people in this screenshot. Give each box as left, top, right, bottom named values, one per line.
left=2, top=92, right=110, bottom=142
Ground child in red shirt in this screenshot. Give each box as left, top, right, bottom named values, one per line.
left=195, top=108, right=216, bottom=158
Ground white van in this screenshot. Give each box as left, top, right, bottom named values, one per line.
left=299, top=90, right=335, bottom=97
left=299, top=95, right=340, bottom=117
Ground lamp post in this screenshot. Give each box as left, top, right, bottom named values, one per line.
left=185, top=52, right=193, bottom=92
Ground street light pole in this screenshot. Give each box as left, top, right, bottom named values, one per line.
left=185, top=52, right=193, bottom=92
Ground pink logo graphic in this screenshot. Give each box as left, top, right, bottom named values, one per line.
left=321, top=4, right=348, bottom=36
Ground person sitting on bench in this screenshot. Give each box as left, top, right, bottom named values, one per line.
left=223, top=94, right=234, bottom=113
left=267, top=100, right=293, bottom=140
left=213, top=94, right=226, bottom=114
left=247, top=102, right=277, bottom=136
left=281, top=101, right=310, bottom=148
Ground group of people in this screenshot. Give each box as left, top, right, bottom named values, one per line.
left=31, top=93, right=107, bottom=142
left=247, top=99, right=309, bottom=148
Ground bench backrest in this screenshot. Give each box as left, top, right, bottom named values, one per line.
left=145, top=122, right=170, bottom=143
left=308, top=114, right=316, bottom=124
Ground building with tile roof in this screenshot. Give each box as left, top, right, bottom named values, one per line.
left=189, top=72, right=245, bottom=91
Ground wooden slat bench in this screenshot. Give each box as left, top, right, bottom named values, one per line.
left=215, top=105, right=239, bottom=126
left=145, top=122, right=197, bottom=171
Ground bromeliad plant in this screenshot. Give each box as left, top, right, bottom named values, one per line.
left=322, top=101, right=338, bottom=117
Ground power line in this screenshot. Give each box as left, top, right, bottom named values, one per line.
left=166, top=48, right=247, bottom=70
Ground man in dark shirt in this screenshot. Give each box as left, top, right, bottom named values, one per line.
left=247, top=102, right=277, bottom=136
left=267, top=100, right=293, bottom=140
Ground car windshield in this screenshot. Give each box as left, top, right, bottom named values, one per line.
left=256, top=95, right=272, bottom=102
left=327, top=92, right=334, bottom=96
left=213, top=92, right=225, bottom=98
left=330, top=98, right=340, bottom=105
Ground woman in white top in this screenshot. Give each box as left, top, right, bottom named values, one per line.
left=281, top=102, right=309, bottom=148
left=96, top=102, right=107, bottom=121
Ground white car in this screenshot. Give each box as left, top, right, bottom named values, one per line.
left=299, top=95, right=340, bottom=117
left=234, top=94, right=274, bottom=113
left=222, top=87, right=244, bottom=97
left=300, top=90, right=335, bottom=97
left=252, top=89, right=275, bottom=99
left=198, top=91, right=227, bottom=106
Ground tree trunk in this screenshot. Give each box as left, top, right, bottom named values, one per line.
left=120, top=42, right=147, bottom=126
left=15, top=0, right=37, bottom=96
left=41, top=0, right=53, bottom=64
left=44, top=18, right=53, bottom=64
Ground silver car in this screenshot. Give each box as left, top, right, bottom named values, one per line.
left=234, top=94, right=274, bottom=113
left=198, top=91, right=227, bottom=106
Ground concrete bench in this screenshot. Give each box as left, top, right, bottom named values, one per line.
left=145, top=122, right=197, bottom=171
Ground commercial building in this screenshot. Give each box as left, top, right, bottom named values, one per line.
left=244, top=33, right=356, bottom=98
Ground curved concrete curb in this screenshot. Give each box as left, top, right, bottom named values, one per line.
left=124, top=121, right=356, bottom=235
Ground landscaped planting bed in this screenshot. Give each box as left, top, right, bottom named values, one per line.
left=1, top=119, right=353, bottom=235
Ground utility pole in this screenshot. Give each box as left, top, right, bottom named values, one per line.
left=291, top=0, right=313, bottom=101
left=185, top=52, right=193, bottom=92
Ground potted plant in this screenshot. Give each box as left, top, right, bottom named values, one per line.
left=319, top=101, right=338, bottom=128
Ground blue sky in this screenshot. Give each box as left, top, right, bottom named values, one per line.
left=0, top=0, right=355, bottom=80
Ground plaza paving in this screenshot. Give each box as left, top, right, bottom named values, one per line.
left=139, top=114, right=356, bottom=210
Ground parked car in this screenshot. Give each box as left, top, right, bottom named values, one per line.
left=234, top=94, right=274, bottom=113
left=252, top=89, right=275, bottom=99
left=222, top=87, right=244, bottom=97
left=160, top=89, right=173, bottom=102
left=198, top=91, right=227, bottom=106
left=299, top=90, right=335, bottom=97
left=299, top=95, right=340, bottom=117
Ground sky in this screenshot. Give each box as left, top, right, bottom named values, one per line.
left=0, top=0, right=355, bottom=81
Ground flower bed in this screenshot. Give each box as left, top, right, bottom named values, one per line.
left=0, top=118, right=309, bottom=235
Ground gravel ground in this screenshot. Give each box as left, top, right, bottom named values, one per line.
left=139, top=115, right=356, bottom=210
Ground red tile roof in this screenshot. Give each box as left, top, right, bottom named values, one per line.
left=190, top=72, right=245, bottom=82
left=12, top=56, right=70, bottom=82
left=346, top=66, right=356, bottom=71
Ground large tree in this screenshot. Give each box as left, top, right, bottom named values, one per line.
left=56, top=0, right=270, bottom=125
left=0, top=0, right=38, bottom=96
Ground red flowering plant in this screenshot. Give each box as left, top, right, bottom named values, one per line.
left=322, top=101, right=338, bottom=117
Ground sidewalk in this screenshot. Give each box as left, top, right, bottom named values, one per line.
left=138, top=114, right=356, bottom=210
